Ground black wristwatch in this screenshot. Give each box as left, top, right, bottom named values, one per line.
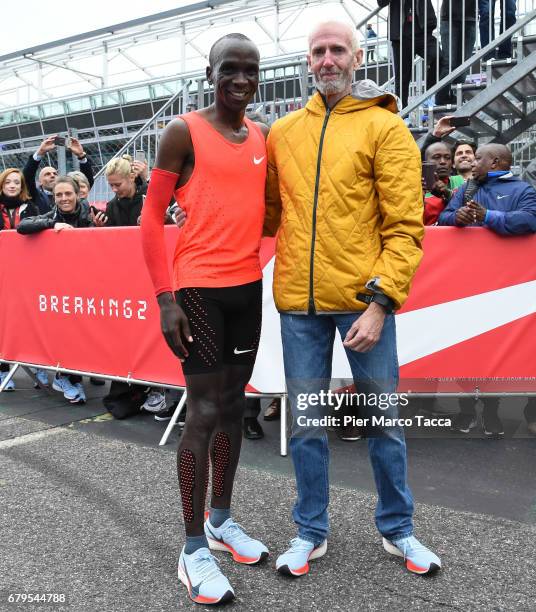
left=356, top=292, right=395, bottom=314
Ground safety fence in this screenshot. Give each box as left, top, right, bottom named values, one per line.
left=1, top=227, right=535, bottom=396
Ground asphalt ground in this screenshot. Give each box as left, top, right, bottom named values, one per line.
left=1, top=370, right=535, bottom=611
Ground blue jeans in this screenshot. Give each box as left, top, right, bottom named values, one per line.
left=281, top=312, right=414, bottom=545
left=479, top=0, right=516, bottom=59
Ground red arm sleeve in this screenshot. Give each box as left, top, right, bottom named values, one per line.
left=140, top=167, right=179, bottom=296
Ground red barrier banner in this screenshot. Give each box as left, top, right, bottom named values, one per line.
left=1, top=226, right=536, bottom=393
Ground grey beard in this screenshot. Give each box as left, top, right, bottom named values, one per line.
left=313, top=71, right=352, bottom=96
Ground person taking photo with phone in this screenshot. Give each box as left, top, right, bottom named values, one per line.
left=23, top=135, right=93, bottom=214
left=422, top=142, right=464, bottom=224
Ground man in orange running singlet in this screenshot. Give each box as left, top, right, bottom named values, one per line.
left=140, top=34, right=269, bottom=605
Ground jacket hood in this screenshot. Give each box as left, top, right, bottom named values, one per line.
left=351, top=80, right=400, bottom=113
left=306, top=80, right=400, bottom=115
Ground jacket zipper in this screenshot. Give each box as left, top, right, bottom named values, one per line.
left=308, top=105, right=332, bottom=314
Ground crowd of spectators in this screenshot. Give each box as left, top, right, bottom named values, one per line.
left=420, top=115, right=536, bottom=437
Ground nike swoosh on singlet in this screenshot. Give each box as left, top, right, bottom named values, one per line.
left=234, top=348, right=254, bottom=354
left=253, top=156, right=265, bottom=165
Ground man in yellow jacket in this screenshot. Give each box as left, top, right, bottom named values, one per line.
left=266, top=21, right=441, bottom=577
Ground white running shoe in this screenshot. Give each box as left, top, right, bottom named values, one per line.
left=178, top=547, right=234, bottom=605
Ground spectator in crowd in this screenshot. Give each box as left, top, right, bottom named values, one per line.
left=479, top=0, right=517, bottom=60
left=365, top=23, right=377, bottom=62
left=439, top=143, right=536, bottom=233
left=0, top=168, right=38, bottom=230
left=420, top=116, right=476, bottom=182
left=436, top=0, right=477, bottom=105
left=94, top=155, right=147, bottom=227
left=17, top=176, right=92, bottom=404
left=452, top=140, right=476, bottom=181
left=439, top=143, right=536, bottom=437
left=0, top=168, right=42, bottom=390
left=94, top=155, right=166, bottom=419
left=423, top=142, right=464, bottom=224
left=68, top=171, right=91, bottom=207
left=17, top=175, right=93, bottom=235
left=377, top=0, right=438, bottom=109
left=23, top=136, right=93, bottom=214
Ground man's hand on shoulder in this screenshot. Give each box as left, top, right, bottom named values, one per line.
left=343, top=302, right=386, bottom=352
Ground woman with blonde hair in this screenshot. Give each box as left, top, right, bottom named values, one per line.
left=95, top=154, right=165, bottom=417
left=93, top=154, right=148, bottom=227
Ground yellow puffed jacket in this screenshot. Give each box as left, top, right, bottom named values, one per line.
left=264, top=82, right=424, bottom=313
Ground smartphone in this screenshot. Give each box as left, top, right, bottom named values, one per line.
left=54, top=136, right=66, bottom=146
left=134, top=150, right=146, bottom=163
left=422, top=162, right=436, bottom=192
left=89, top=205, right=101, bottom=216
left=449, top=116, right=471, bottom=128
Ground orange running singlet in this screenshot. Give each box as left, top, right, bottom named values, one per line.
left=172, top=112, right=266, bottom=290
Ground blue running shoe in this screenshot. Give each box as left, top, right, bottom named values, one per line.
left=52, top=375, right=78, bottom=401
left=383, top=535, right=441, bottom=575
left=70, top=383, right=86, bottom=404
left=0, top=371, right=15, bottom=391
left=205, top=517, right=268, bottom=565
left=32, top=368, right=49, bottom=388
left=178, top=546, right=234, bottom=605
left=276, top=537, right=327, bottom=577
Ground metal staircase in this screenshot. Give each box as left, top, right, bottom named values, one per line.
left=410, top=9, right=536, bottom=165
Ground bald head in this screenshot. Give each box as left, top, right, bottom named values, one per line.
left=307, top=21, right=362, bottom=100
left=308, top=21, right=359, bottom=53
left=478, top=144, right=512, bottom=168
left=208, top=33, right=259, bottom=68
left=39, top=166, right=58, bottom=190
left=472, top=143, right=512, bottom=182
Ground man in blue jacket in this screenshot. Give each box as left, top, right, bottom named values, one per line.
left=439, top=143, right=536, bottom=235
left=439, top=143, right=536, bottom=438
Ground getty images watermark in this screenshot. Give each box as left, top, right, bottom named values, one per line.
left=295, top=390, right=452, bottom=428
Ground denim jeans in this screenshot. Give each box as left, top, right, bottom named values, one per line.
left=436, top=20, right=477, bottom=104
left=479, top=0, right=516, bottom=59
left=281, top=312, right=414, bottom=545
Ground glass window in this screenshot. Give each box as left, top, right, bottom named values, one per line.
left=65, top=97, right=92, bottom=113
left=121, top=86, right=150, bottom=103
left=16, top=106, right=41, bottom=122
left=151, top=81, right=178, bottom=98
left=0, top=111, right=17, bottom=126
left=41, top=101, right=66, bottom=118
left=91, top=92, right=120, bottom=110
